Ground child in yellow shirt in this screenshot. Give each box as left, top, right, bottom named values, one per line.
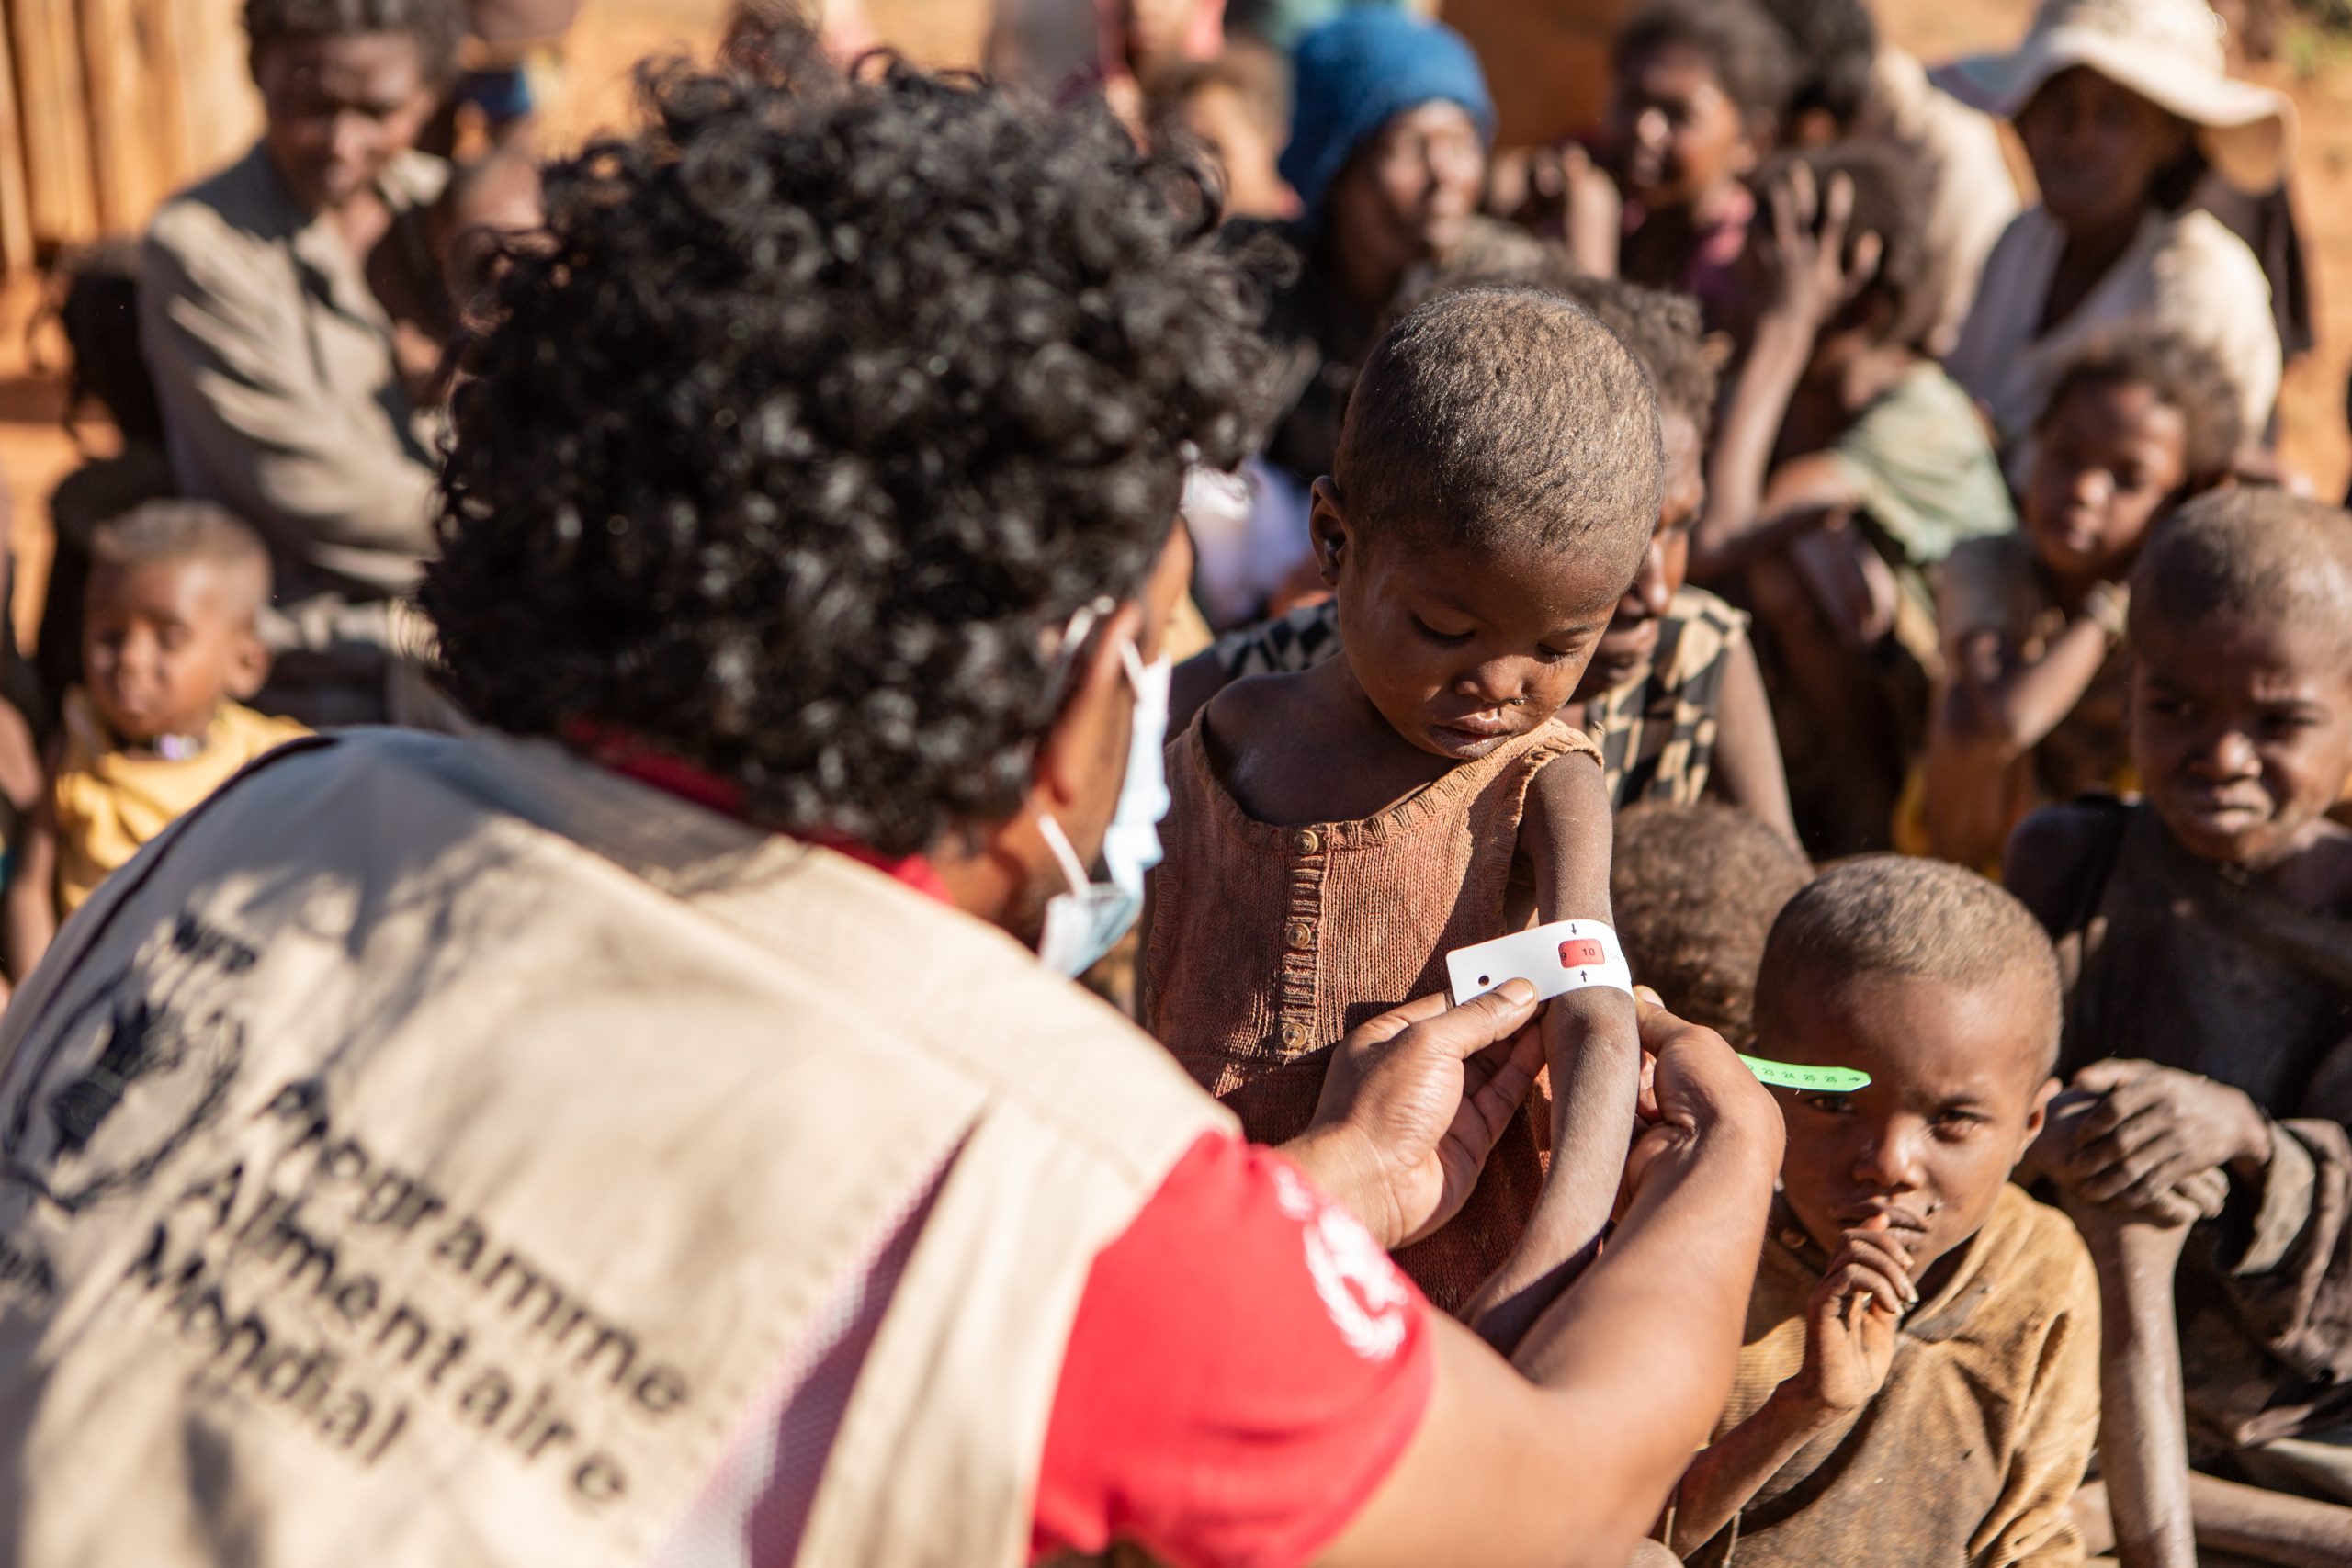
left=6, top=502, right=307, bottom=976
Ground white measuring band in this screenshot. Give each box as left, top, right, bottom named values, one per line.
left=1446, top=919, right=1634, bottom=1007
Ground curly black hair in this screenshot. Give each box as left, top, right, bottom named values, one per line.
left=1612, top=801, right=1809, bottom=1047
left=2039, top=327, right=2245, bottom=490
left=243, top=0, right=467, bottom=82
left=423, top=51, right=1270, bottom=857
left=1617, top=0, right=1797, bottom=130
left=1755, top=0, right=1877, bottom=131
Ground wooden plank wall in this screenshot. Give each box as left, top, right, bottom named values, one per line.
left=0, top=0, right=258, bottom=272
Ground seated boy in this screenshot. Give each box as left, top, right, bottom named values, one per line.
left=1663, top=856, right=2098, bottom=1565
left=2008, top=491, right=2352, bottom=1534
left=5, top=502, right=308, bottom=976
left=1692, top=142, right=2014, bottom=853
left=1611, top=799, right=1809, bottom=1048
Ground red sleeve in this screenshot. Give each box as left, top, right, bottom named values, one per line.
left=1030, top=1133, right=1436, bottom=1568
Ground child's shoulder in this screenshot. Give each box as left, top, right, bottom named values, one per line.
left=1970, top=1184, right=2100, bottom=1322
left=2003, top=798, right=2134, bottom=937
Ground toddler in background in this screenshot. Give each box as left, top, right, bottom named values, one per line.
left=5, top=503, right=308, bottom=976
left=1147, top=288, right=1657, bottom=1323
left=1922, top=329, right=2241, bottom=871
left=1665, top=857, right=2097, bottom=1566
left=2009, top=491, right=2352, bottom=1530
left=1607, top=0, right=1792, bottom=330
left=1610, top=800, right=1808, bottom=1047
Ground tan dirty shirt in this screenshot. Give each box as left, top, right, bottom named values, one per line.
left=140, top=143, right=448, bottom=604
left=1145, top=715, right=1601, bottom=1312
left=1678, top=1185, right=2099, bottom=1568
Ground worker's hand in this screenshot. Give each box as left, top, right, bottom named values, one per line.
left=1623, top=989, right=1784, bottom=1204
left=1294, top=982, right=1546, bottom=1250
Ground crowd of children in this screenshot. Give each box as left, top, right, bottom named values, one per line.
left=0, top=0, right=2347, bottom=1563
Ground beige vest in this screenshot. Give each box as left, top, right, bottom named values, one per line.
left=0, top=731, right=1231, bottom=1567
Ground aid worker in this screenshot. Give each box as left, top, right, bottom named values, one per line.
left=0, top=34, right=1781, bottom=1568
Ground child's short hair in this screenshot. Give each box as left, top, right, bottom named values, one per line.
left=1756, top=141, right=1932, bottom=349
left=89, top=502, right=272, bottom=617
left=1755, top=0, right=1878, bottom=132
left=2038, top=328, right=2245, bottom=489
left=1757, top=856, right=2063, bottom=1074
left=1551, top=275, right=1718, bottom=446
left=1613, top=801, right=1811, bottom=1046
left=243, top=0, right=465, bottom=83
left=1335, top=286, right=1663, bottom=575
left=2131, top=489, right=2352, bottom=653
left=1414, top=257, right=1719, bottom=446
left=1617, top=0, right=1797, bottom=131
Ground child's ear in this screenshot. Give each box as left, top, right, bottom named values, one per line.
left=2017, top=1075, right=2062, bottom=1161
left=227, top=625, right=272, bottom=703
left=1307, top=477, right=1353, bottom=588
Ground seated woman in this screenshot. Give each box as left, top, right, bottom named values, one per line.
left=1941, top=0, right=2287, bottom=476
left=138, top=0, right=466, bottom=726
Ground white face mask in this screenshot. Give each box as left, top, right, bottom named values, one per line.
left=1036, top=639, right=1173, bottom=978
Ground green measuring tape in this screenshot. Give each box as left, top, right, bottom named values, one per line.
left=1738, top=1055, right=1872, bottom=1093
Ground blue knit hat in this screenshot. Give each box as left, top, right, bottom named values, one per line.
left=1279, top=7, right=1496, bottom=231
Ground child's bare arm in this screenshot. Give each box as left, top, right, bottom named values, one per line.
left=1942, top=597, right=2122, bottom=760
left=1664, top=1219, right=1913, bottom=1554
left=1702, top=635, right=1800, bottom=852
left=1690, top=167, right=1880, bottom=582
left=1464, top=751, right=1640, bottom=1348
left=5, top=784, right=58, bottom=985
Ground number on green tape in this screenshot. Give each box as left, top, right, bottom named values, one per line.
left=1737, top=1055, right=1872, bottom=1093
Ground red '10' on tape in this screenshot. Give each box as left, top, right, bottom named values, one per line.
left=1558, top=939, right=1606, bottom=968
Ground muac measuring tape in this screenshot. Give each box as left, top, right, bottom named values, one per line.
left=1447, top=921, right=1873, bottom=1093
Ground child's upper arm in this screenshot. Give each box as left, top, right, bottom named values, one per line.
left=2002, top=804, right=2118, bottom=938
left=1519, top=746, right=1614, bottom=924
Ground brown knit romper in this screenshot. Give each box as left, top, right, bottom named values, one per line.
left=1145, top=715, right=1605, bottom=1313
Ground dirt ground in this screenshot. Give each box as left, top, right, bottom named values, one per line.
left=3, top=0, right=2346, bottom=638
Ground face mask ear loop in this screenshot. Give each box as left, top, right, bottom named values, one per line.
left=1036, top=813, right=1094, bottom=897
left=1118, top=636, right=1149, bottom=691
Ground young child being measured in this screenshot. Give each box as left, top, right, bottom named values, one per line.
left=1662, top=857, right=2099, bottom=1566
left=1146, top=287, right=1657, bottom=1318
left=4, top=502, right=308, bottom=976
left=2010, top=491, right=2352, bottom=1512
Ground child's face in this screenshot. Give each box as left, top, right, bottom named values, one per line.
left=83, top=559, right=266, bottom=745
left=2132, top=608, right=2352, bottom=873
left=1312, top=483, right=1624, bottom=761
left=1608, top=42, right=1757, bottom=211
left=1768, top=973, right=2055, bottom=1283
left=1585, top=411, right=1702, bottom=694
left=2016, top=68, right=2194, bottom=236
left=1325, top=102, right=1484, bottom=282
left=1177, top=82, right=1292, bottom=220
left=2025, top=380, right=2187, bottom=587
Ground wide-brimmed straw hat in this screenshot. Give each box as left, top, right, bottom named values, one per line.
left=1940, top=0, right=2295, bottom=193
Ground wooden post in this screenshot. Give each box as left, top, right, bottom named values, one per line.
left=12, top=0, right=101, bottom=248
left=0, top=6, right=39, bottom=271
